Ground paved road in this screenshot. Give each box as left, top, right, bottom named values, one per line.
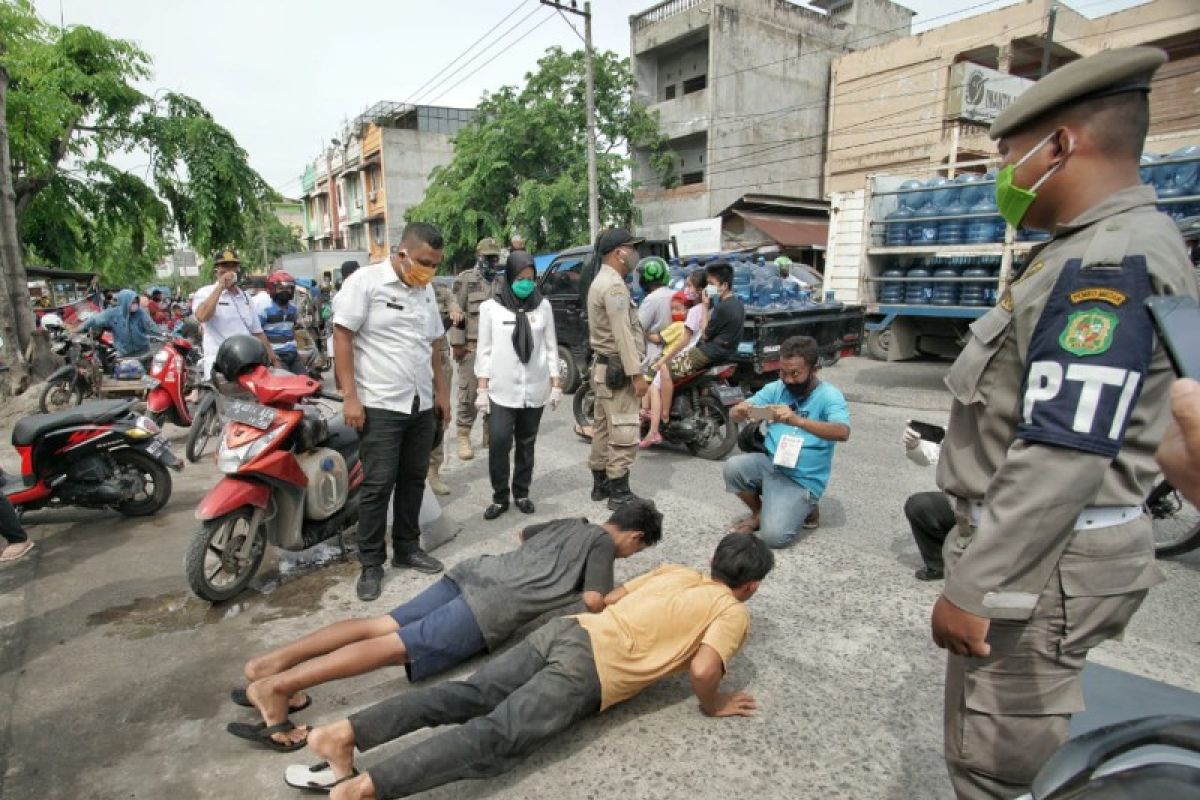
left=1, top=356, right=1197, bottom=799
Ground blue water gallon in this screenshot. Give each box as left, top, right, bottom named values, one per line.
left=1169, top=146, right=1200, bottom=193
left=732, top=259, right=753, bottom=305
left=954, top=173, right=987, bottom=207
left=931, top=262, right=960, bottom=306
left=959, top=260, right=991, bottom=306
left=966, top=197, right=997, bottom=244
left=910, top=203, right=940, bottom=245
left=904, top=263, right=932, bottom=304
left=1140, top=152, right=1162, bottom=189
left=885, top=204, right=913, bottom=246
left=938, top=198, right=968, bottom=245
left=879, top=267, right=906, bottom=304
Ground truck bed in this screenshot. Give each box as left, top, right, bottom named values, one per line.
left=734, top=303, right=865, bottom=389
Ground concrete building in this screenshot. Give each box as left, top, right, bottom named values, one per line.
left=628, top=0, right=915, bottom=240
left=824, top=0, right=1200, bottom=195
left=270, top=199, right=307, bottom=250
left=301, top=103, right=475, bottom=262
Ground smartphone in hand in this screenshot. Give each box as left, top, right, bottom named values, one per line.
left=747, top=405, right=775, bottom=422
left=1146, top=295, right=1200, bottom=380
left=908, top=419, right=946, bottom=444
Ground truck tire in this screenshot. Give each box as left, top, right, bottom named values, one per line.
left=558, top=346, right=582, bottom=394
left=866, top=328, right=892, bottom=362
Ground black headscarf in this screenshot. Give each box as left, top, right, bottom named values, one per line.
left=497, top=250, right=543, bottom=364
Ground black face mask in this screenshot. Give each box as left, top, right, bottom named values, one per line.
left=275, top=290, right=294, bottom=304
left=784, top=375, right=817, bottom=399
left=480, top=257, right=499, bottom=280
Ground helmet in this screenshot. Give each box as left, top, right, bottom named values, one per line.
left=476, top=237, right=500, bottom=256
left=639, top=256, right=669, bottom=285
left=214, top=334, right=271, bottom=382
left=267, top=271, right=296, bottom=295
left=774, top=256, right=793, bottom=267
left=40, top=313, right=63, bottom=329
left=213, top=248, right=241, bottom=268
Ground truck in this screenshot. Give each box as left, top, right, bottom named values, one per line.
left=278, top=250, right=369, bottom=285
left=538, top=244, right=864, bottom=393
left=825, top=149, right=1200, bottom=361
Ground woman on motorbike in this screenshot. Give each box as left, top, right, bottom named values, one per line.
left=77, top=288, right=162, bottom=357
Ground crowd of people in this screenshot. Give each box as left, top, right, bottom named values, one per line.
left=5, top=44, right=1200, bottom=800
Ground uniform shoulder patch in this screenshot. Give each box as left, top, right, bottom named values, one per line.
left=1059, top=309, right=1118, bottom=356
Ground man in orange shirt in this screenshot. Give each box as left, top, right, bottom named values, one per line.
left=289, top=534, right=775, bottom=797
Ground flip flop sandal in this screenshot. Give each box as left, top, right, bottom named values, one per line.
left=230, top=687, right=313, bottom=713
left=226, top=719, right=310, bottom=752
left=0, top=541, right=35, bottom=563
left=284, top=762, right=361, bottom=793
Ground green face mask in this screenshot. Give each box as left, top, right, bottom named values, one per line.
left=511, top=278, right=536, bottom=300
left=994, top=130, right=1065, bottom=230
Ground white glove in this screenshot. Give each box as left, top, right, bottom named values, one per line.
left=548, top=386, right=563, bottom=410
left=475, top=391, right=490, bottom=415
left=903, top=426, right=921, bottom=451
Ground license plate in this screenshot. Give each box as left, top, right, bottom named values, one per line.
left=715, top=385, right=744, bottom=406
left=146, top=437, right=166, bottom=456
left=225, top=399, right=276, bottom=430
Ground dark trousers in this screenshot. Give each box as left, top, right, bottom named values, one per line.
left=0, top=495, right=27, bottom=544
left=349, top=617, right=601, bottom=799
left=487, top=403, right=544, bottom=504
left=904, top=491, right=955, bottom=572
left=357, top=403, right=436, bottom=567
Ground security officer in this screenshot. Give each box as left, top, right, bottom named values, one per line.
left=427, top=279, right=463, bottom=495
left=930, top=47, right=1198, bottom=799
left=587, top=228, right=649, bottom=509
left=450, top=237, right=502, bottom=460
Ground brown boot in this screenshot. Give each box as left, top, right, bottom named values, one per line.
left=427, top=469, right=450, bottom=496
left=457, top=430, right=474, bottom=461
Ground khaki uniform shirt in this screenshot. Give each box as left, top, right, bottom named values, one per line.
left=449, top=265, right=499, bottom=347
left=587, top=264, right=645, bottom=375
left=936, top=185, right=1197, bottom=620
left=432, top=281, right=460, bottom=355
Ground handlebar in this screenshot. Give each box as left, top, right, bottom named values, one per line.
left=317, top=390, right=343, bottom=402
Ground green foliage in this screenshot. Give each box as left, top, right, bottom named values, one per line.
left=405, top=46, right=673, bottom=267
left=0, top=0, right=271, bottom=277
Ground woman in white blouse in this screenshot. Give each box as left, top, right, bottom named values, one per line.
left=474, top=250, right=562, bottom=519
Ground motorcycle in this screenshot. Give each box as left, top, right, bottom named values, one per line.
left=5, top=399, right=181, bottom=517
left=144, top=335, right=209, bottom=428
left=573, top=363, right=742, bottom=461
left=39, top=326, right=149, bottom=414
left=185, top=366, right=361, bottom=602
left=1148, top=478, right=1200, bottom=558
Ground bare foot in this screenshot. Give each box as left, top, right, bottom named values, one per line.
left=729, top=516, right=760, bottom=535
left=309, top=721, right=358, bottom=782
left=246, top=678, right=308, bottom=746
left=330, top=772, right=377, bottom=800
left=242, top=657, right=307, bottom=710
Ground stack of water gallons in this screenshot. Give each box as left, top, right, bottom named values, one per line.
left=886, top=173, right=1010, bottom=246
left=930, top=257, right=961, bottom=306
left=904, top=259, right=932, bottom=304
left=1144, top=145, right=1200, bottom=221
left=966, top=171, right=1004, bottom=244
left=958, top=257, right=1001, bottom=307
left=878, top=266, right=906, bottom=304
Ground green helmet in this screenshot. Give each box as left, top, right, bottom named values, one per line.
left=774, top=256, right=793, bottom=267
left=638, top=256, right=669, bottom=285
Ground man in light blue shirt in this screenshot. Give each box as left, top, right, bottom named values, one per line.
left=725, top=336, right=850, bottom=548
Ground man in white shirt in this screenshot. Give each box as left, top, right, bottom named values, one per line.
left=333, top=222, right=452, bottom=602
left=192, top=249, right=279, bottom=378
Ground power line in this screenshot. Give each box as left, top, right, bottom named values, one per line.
left=424, top=9, right=558, bottom=107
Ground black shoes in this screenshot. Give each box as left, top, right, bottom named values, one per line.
left=590, top=470, right=610, bottom=501
left=392, top=549, right=444, bottom=574
left=484, top=502, right=509, bottom=520
left=915, top=566, right=945, bottom=582
left=803, top=506, right=820, bottom=530
left=357, top=565, right=384, bottom=601
left=606, top=474, right=642, bottom=510
left=514, top=498, right=535, bottom=514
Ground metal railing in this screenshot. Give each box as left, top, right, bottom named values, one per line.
left=632, top=0, right=704, bottom=30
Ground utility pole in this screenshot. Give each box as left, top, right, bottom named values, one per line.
left=1040, top=3, right=1057, bottom=78
left=541, top=0, right=599, bottom=243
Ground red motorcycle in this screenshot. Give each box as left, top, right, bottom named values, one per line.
left=144, top=335, right=206, bottom=428
left=184, top=364, right=362, bottom=602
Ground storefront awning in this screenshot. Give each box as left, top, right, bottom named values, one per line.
left=734, top=211, right=828, bottom=247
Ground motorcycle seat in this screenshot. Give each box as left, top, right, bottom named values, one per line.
left=12, top=399, right=133, bottom=446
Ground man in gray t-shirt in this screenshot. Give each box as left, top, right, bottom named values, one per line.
left=226, top=501, right=663, bottom=752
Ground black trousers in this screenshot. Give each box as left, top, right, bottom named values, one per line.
left=904, top=491, right=955, bottom=572
left=0, top=495, right=27, bottom=544
left=357, top=403, right=436, bottom=567
left=349, top=617, right=601, bottom=799
left=487, top=403, right=544, bottom=504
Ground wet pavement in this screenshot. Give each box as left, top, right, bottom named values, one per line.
left=1, top=356, right=1198, bottom=799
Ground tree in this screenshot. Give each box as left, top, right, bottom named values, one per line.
left=0, top=0, right=272, bottom=388
left=405, top=46, right=674, bottom=268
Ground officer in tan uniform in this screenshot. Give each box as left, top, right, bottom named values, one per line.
left=587, top=228, right=649, bottom=509
left=427, top=279, right=463, bottom=495
left=450, top=237, right=502, bottom=460
left=929, top=47, right=1198, bottom=799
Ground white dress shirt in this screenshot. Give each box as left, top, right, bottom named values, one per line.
left=192, top=284, right=264, bottom=379
left=474, top=297, right=558, bottom=409
left=332, top=261, right=444, bottom=413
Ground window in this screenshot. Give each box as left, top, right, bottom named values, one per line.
left=371, top=220, right=385, bottom=245
left=682, top=75, right=706, bottom=94
left=544, top=259, right=583, bottom=295
left=664, top=84, right=676, bottom=101
left=681, top=171, right=704, bottom=186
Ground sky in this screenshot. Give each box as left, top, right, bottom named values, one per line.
left=35, top=0, right=1147, bottom=197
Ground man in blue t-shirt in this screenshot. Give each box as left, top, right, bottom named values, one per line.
left=725, top=335, right=850, bottom=548
left=260, top=271, right=301, bottom=373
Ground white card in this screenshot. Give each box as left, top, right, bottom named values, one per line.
left=773, top=434, right=803, bottom=469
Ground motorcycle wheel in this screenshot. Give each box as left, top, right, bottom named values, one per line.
left=185, top=394, right=220, bottom=463
left=573, top=383, right=595, bottom=428
left=38, top=370, right=82, bottom=413
left=185, top=506, right=266, bottom=603
left=686, top=396, right=738, bottom=461
left=112, top=449, right=172, bottom=516
left=145, top=408, right=169, bottom=428
left=1149, top=479, right=1200, bottom=558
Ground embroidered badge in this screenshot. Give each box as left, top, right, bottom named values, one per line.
left=1012, top=260, right=1045, bottom=288
left=999, top=289, right=1014, bottom=312
left=1069, top=288, right=1127, bottom=306
left=1059, top=309, right=1119, bottom=356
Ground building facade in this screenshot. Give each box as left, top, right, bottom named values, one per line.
left=628, top=0, right=915, bottom=239
left=301, top=103, right=475, bottom=263
left=824, top=0, right=1200, bottom=194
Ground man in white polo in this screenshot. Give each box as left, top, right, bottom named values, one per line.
left=333, top=222, right=453, bottom=602
left=192, top=249, right=279, bottom=377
